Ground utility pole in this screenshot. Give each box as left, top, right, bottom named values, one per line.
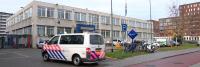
left=111, top=0, right=114, bottom=52
left=149, top=0, right=153, bottom=43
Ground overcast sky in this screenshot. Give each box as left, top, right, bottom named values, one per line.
left=0, top=0, right=199, bottom=20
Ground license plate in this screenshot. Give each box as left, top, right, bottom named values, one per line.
left=95, top=48, right=102, bottom=52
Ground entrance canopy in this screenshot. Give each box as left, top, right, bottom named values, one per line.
left=75, top=24, right=95, bottom=33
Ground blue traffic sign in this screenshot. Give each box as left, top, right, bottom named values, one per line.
left=121, top=24, right=127, bottom=32
left=128, top=29, right=138, bottom=39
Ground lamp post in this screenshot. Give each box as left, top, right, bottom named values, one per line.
left=111, top=0, right=114, bottom=52
left=149, top=0, right=153, bottom=44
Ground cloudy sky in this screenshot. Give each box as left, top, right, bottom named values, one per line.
left=0, top=0, right=199, bottom=20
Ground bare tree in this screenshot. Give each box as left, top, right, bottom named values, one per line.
left=168, top=1, right=183, bottom=44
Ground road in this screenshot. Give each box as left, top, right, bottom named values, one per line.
left=1, top=48, right=200, bottom=67
left=0, top=49, right=112, bottom=67
left=128, top=51, right=200, bottom=67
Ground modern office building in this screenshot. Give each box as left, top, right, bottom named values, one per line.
left=7, top=1, right=153, bottom=47
left=179, top=2, right=200, bottom=41
left=0, top=12, right=12, bottom=36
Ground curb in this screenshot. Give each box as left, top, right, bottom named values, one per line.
left=128, top=48, right=200, bottom=66
left=160, top=50, right=200, bottom=59
left=109, top=48, right=200, bottom=67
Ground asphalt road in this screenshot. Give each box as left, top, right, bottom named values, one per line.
left=128, top=51, right=200, bottom=67
left=0, top=49, right=112, bottom=67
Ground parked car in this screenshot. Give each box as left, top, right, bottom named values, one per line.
left=152, top=42, right=160, bottom=47
left=113, top=39, right=122, bottom=46
left=170, top=40, right=179, bottom=46
left=42, top=33, right=105, bottom=65
left=37, top=39, right=47, bottom=49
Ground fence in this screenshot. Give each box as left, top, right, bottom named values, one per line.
left=0, top=34, right=32, bottom=49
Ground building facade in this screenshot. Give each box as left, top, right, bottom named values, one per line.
left=7, top=1, right=153, bottom=47
left=159, top=17, right=178, bottom=38
left=150, top=20, right=160, bottom=37
left=0, top=12, right=12, bottom=36
left=179, top=2, right=200, bottom=41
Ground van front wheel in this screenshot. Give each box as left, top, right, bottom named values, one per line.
left=43, top=53, right=50, bottom=61
left=73, top=55, right=82, bottom=66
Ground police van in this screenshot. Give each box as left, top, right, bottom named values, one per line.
left=42, top=32, right=105, bottom=65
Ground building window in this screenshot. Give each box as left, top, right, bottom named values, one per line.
left=65, top=27, right=71, bottom=33
left=65, top=11, right=72, bottom=20
left=135, top=22, right=140, bottom=27
left=129, top=20, right=135, bottom=27
left=75, top=12, right=80, bottom=21
left=37, top=25, right=45, bottom=36
left=143, top=23, right=148, bottom=29
left=106, top=16, right=110, bottom=24
left=89, top=14, right=99, bottom=23
left=24, top=8, right=32, bottom=19
left=19, top=13, right=23, bottom=21
left=81, top=13, right=86, bottom=21
left=38, top=7, right=46, bottom=17
left=101, top=16, right=110, bottom=25
left=16, top=28, right=23, bottom=34
left=101, top=30, right=106, bottom=38
left=75, top=12, right=86, bottom=21
left=121, top=19, right=126, bottom=24
left=139, top=22, right=143, bottom=28
left=47, top=26, right=54, bottom=37
left=106, top=30, right=110, bottom=38
left=58, top=9, right=64, bottom=19
left=47, top=8, right=54, bottom=18
left=113, top=18, right=120, bottom=25
left=24, top=26, right=32, bottom=34
left=113, top=30, right=120, bottom=39
left=101, top=16, right=106, bottom=24
left=57, top=27, right=64, bottom=34
left=147, top=23, right=152, bottom=29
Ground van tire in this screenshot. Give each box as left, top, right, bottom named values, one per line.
left=72, top=55, right=82, bottom=66
left=93, top=62, right=99, bottom=65
left=43, top=53, right=50, bottom=61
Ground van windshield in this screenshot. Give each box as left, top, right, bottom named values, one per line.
left=90, top=35, right=104, bottom=45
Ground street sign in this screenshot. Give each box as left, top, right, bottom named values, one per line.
left=121, top=24, right=127, bottom=32
left=128, top=29, right=138, bottom=39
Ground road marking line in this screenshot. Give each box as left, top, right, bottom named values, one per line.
left=0, top=53, right=7, bottom=55
left=12, top=52, right=29, bottom=58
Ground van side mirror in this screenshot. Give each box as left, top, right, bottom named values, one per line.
left=45, top=40, right=49, bottom=44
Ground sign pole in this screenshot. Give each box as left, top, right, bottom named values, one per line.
left=122, top=24, right=127, bottom=52
left=123, top=0, right=127, bottom=52
left=128, top=29, right=138, bottom=51
left=111, top=0, right=114, bottom=52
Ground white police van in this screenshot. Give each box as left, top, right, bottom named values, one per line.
left=41, top=32, right=105, bottom=65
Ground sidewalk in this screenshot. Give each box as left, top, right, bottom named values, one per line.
left=106, top=48, right=200, bottom=67
left=190, top=63, right=200, bottom=67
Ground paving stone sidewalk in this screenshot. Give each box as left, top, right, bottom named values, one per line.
left=107, top=48, right=200, bottom=67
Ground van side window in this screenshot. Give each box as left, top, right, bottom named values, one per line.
left=48, top=36, right=59, bottom=45
left=60, top=35, right=71, bottom=44
left=90, top=35, right=104, bottom=45
left=60, top=35, right=84, bottom=44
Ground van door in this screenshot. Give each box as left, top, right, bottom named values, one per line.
left=89, top=35, right=105, bottom=59
left=59, top=35, right=71, bottom=60
left=59, top=35, right=85, bottom=61
left=44, top=36, right=65, bottom=60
